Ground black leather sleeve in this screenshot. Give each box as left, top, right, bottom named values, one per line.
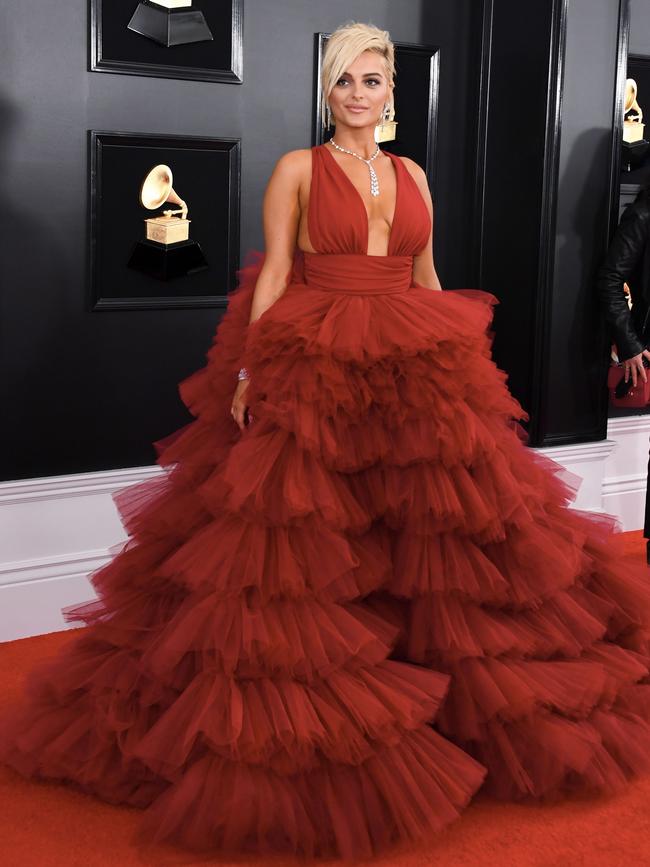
left=595, top=202, right=649, bottom=362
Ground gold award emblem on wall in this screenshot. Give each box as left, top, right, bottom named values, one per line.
left=141, top=164, right=190, bottom=244
left=127, top=164, right=208, bottom=281
left=624, top=78, right=645, bottom=144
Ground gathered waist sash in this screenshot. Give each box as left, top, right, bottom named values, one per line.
left=302, top=252, right=413, bottom=295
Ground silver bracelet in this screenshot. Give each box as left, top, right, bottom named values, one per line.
left=237, top=366, right=250, bottom=381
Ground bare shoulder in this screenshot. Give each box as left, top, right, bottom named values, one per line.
left=270, top=148, right=312, bottom=181
left=396, top=155, right=432, bottom=205
left=396, top=154, right=426, bottom=184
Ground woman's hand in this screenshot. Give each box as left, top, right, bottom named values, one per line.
left=231, top=379, right=251, bottom=430
left=623, top=348, right=650, bottom=386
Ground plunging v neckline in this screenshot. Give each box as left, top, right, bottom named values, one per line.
left=319, top=143, right=401, bottom=257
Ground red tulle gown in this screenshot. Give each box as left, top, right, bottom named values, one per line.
left=3, top=143, right=650, bottom=859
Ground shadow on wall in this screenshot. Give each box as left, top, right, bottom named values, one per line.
left=0, top=87, right=73, bottom=482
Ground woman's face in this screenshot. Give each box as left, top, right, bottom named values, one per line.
left=328, top=49, right=392, bottom=131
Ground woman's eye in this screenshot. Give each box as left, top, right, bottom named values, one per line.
left=336, top=78, right=381, bottom=86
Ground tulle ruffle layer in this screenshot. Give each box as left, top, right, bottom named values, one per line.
left=470, top=691, right=650, bottom=800
left=0, top=629, right=485, bottom=857
left=134, top=725, right=486, bottom=857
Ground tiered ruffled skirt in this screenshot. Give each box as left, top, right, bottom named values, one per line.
left=2, top=250, right=650, bottom=858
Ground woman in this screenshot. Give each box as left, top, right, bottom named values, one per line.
left=3, top=20, right=650, bottom=861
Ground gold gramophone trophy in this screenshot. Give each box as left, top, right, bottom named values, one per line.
left=127, top=164, right=208, bottom=281
left=622, top=78, right=649, bottom=172
left=127, top=0, right=213, bottom=48
left=624, top=79, right=645, bottom=142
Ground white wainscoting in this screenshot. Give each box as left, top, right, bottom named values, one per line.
left=0, top=466, right=163, bottom=642
left=534, top=415, right=650, bottom=527
left=1, top=414, right=649, bottom=642
left=602, top=415, right=650, bottom=529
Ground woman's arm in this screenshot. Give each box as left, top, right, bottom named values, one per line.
left=248, top=149, right=307, bottom=324
left=231, top=149, right=306, bottom=430
left=402, top=157, right=442, bottom=291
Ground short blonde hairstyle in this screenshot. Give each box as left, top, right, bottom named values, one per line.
left=321, top=21, right=395, bottom=126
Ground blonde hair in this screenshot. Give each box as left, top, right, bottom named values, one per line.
left=320, top=21, right=395, bottom=127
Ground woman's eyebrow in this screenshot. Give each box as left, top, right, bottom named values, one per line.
left=340, top=71, right=384, bottom=77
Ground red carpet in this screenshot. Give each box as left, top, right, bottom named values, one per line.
left=2, top=530, right=650, bottom=867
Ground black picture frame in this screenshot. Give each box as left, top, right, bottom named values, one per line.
left=89, top=130, right=240, bottom=311
left=618, top=53, right=650, bottom=183
left=312, top=33, right=440, bottom=196
left=90, top=0, right=243, bottom=83
left=628, top=54, right=650, bottom=76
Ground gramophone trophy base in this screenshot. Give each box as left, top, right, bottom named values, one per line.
left=145, top=216, right=189, bottom=245
left=127, top=1, right=214, bottom=48
left=622, top=139, right=650, bottom=173
left=127, top=239, right=209, bottom=281
left=624, top=120, right=646, bottom=144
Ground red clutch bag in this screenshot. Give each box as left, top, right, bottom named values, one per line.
left=607, top=363, right=650, bottom=407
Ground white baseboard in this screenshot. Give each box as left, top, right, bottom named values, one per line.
left=533, top=415, right=650, bottom=530
left=601, top=415, right=650, bottom=530
left=534, top=438, right=617, bottom=513
left=1, top=416, right=648, bottom=642
left=0, top=466, right=163, bottom=642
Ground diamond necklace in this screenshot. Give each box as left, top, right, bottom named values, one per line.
left=328, top=138, right=381, bottom=197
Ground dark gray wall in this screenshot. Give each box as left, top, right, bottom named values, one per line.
left=629, top=0, right=650, bottom=53
left=1, top=0, right=481, bottom=481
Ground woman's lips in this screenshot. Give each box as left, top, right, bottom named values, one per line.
left=346, top=106, right=367, bottom=113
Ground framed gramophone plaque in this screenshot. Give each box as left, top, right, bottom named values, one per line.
left=90, top=0, right=243, bottom=83
left=624, top=55, right=650, bottom=175
left=89, top=131, right=240, bottom=311
left=312, top=34, right=440, bottom=196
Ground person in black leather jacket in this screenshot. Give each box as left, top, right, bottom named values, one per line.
left=597, top=185, right=650, bottom=376
left=596, top=183, right=650, bottom=561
